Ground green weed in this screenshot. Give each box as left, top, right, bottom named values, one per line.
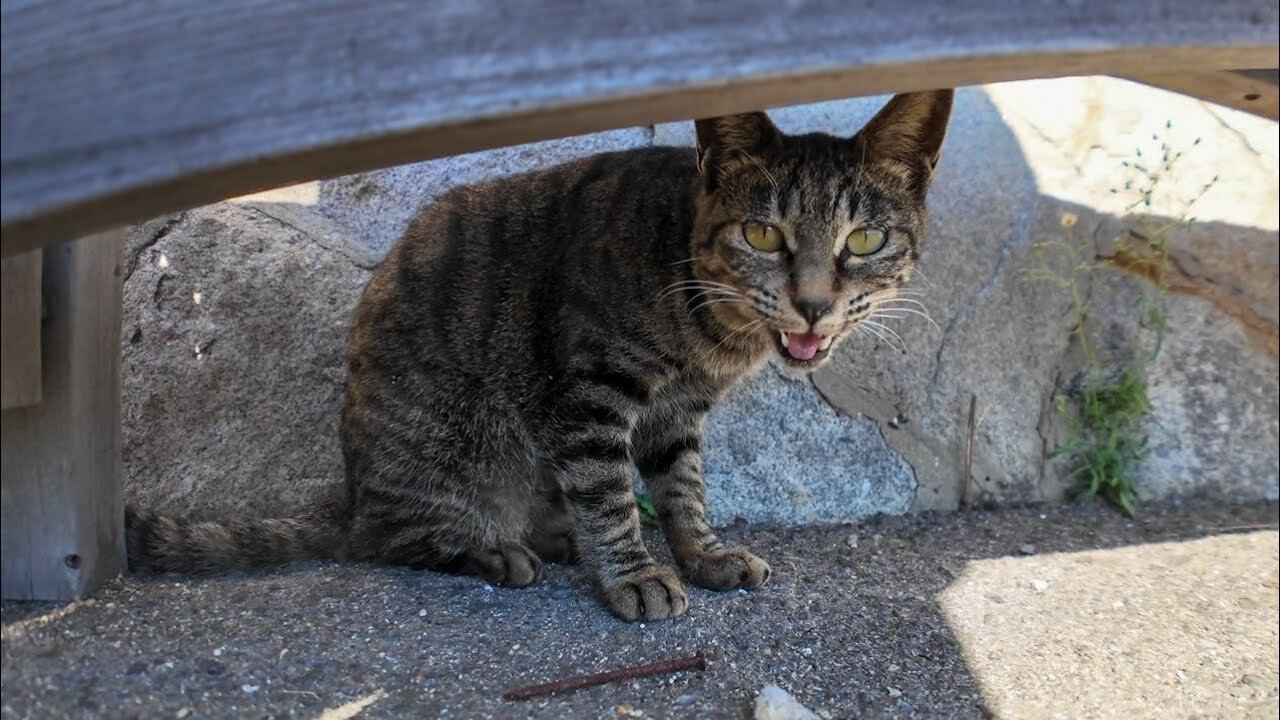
left=1052, top=370, right=1151, bottom=516
left=634, top=491, right=660, bottom=528
left=1024, top=122, right=1216, bottom=516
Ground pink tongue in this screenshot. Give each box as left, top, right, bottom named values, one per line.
left=786, top=332, right=822, bottom=360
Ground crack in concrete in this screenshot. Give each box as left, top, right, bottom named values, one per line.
left=926, top=202, right=1034, bottom=397
left=1014, top=114, right=1087, bottom=177
left=249, top=204, right=380, bottom=270
left=1199, top=102, right=1265, bottom=157
left=151, top=274, right=169, bottom=309
left=126, top=213, right=184, bottom=282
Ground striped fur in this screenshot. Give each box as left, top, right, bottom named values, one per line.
left=127, top=90, right=952, bottom=621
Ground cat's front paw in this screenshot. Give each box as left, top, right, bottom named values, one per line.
left=681, top=547, right=771, bottom=590
left=600, top=565, right=689, bottom=622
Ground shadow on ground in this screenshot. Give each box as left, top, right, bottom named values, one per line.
left=3, top=499, right=1276, bottom=719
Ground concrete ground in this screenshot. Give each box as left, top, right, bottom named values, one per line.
left=3, top=499, right=1276, bottom=720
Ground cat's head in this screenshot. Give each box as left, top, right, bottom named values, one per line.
left=690, top=90, right=953, bottom=370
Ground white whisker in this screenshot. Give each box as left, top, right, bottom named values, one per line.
left=712, top=318, right=766, bottom=352
left=657, top=280, right=739, bottom=301
left=684, top=289, right=741, bottom=308
left=873, top=297, right=931, bottom=310
left=858, top=321, right=897, bottom=350
left=869, top=304, right=940, bottom=334
left=689, top=297, right=746, bottom=315
left=859, top=319, right=907, bottom=354
left=747, top=156, right=780, bottom=192
left=906, top=266, right=935, bottom=288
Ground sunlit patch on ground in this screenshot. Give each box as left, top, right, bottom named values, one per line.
left=938, top=530, right=1279, bottom=719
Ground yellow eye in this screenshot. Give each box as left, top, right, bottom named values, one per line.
left=743, top=223, right=784, bottom=252
left=846, top=228, right=887, bottom=256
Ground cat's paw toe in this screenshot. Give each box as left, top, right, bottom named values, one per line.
left=600, top=565, right=689, bottom=622
left=682, top=547, right=771, bottom=590
left=464, top=545, right=543, bottom=588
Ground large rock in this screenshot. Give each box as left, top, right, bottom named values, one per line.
left=703, top=365, right=915, bottom=526
left=122, top=202, right=376, bottom=519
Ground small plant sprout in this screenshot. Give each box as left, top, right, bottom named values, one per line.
left=634, top=491, right=660, bottom=528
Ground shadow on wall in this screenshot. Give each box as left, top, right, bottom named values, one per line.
left=119, top=84, right=1279, bottom=525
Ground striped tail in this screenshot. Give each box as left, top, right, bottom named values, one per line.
left=125, top=497, right=348, bottom=575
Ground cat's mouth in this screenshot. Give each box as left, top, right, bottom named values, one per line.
left=775, top=331, right=834, bottom=369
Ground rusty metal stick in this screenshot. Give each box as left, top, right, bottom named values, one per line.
left=962, top=393, right=977, bottom=507
left=502, top=650, right=708, bottom=701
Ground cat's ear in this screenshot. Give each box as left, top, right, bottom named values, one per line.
left=853, top=89, right=954, bottom=191
left=694, top=112, right=783, bottom=184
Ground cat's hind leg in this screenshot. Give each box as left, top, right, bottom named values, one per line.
left=345, top=395, right=548, bottom=587
left=351, top=478, right=547, bottom=588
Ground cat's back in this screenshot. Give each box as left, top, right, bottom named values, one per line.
left=378, top=145, right=695, bottom=281
left=348, top=145, right=698, bottom=374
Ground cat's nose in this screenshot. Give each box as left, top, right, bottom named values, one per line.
left=794, top=297, right=833, bottom=326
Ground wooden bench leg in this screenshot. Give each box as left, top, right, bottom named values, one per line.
left=2, top=230, right=125, bottom=600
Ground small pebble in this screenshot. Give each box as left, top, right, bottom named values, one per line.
left=755, top=684, right=819, bottom=720
left=242, top=684, right=259, bottom=694
left=887, top=686, right=903, bottom=698
left=1018, top=544, right=1036, bottom=555
left=1031, top=579, right=1050, bottom=592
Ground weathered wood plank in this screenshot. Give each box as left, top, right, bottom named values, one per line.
left=2, top=1, right=1277, bottom=255
left=0, top=251, right=42, bottom=409
left=1127, top=68, right=1280, bottom=120
left=1, top=230, right=124, bottom=600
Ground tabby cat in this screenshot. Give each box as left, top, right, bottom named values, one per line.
left=127, top=90, right=953, bottom=621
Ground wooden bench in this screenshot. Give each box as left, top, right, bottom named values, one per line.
left=3, top=0, right=1277, bottom=600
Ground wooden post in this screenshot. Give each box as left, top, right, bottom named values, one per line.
left=1, top=230, right=124, bottom=600
left=1, top=251, right=42, bottom=409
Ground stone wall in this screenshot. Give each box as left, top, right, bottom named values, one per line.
left=122, top=78, right=1279, bottom=524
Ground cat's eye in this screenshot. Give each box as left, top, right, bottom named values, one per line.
left=743, top=223, right=784, bottom=252
left=846, top=228, right=887, bottom=256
